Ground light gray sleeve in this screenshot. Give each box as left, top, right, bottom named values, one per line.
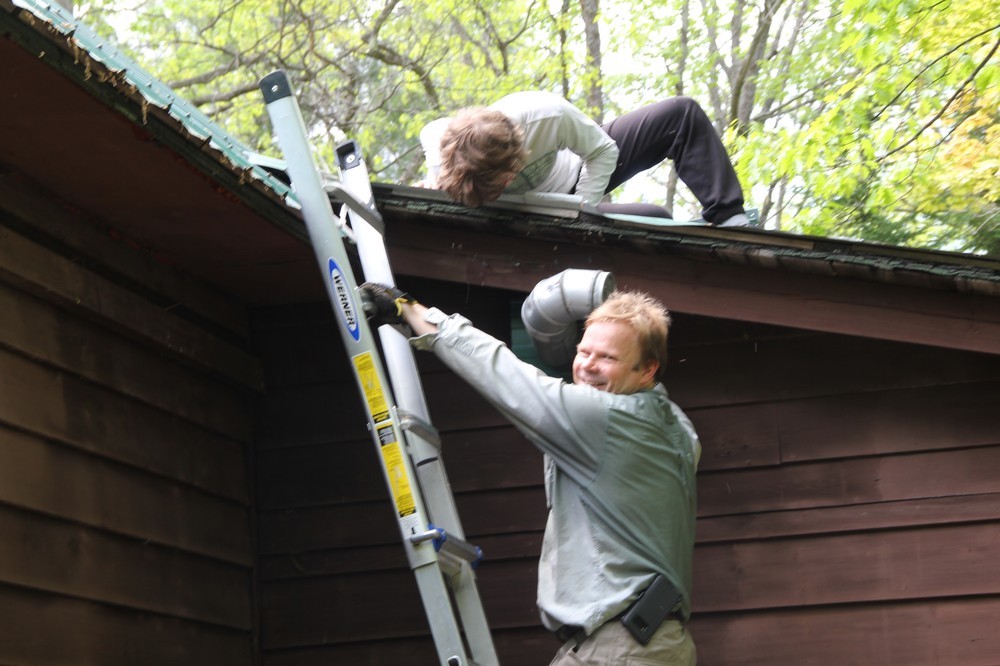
left=413, top=308, right=607, bottom=475
left=554, top=101, right=619, bottom=204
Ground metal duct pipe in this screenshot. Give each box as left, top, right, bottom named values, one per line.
left=521, top=269, right=616, bottom=367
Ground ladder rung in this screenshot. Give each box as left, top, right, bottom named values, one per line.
left=410, top=525, right=483, bottom=575
left=399, top=410, right=442, bottom=452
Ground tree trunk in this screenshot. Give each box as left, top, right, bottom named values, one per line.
left=558, top=0, right=572, bottom=98
left=579, top=0, right=603, bottom=121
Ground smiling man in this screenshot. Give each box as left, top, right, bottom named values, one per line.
left=362, top=284, right=701, bottom=665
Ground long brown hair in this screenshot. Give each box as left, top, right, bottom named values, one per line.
left=437, top=107, right=528, bottom=207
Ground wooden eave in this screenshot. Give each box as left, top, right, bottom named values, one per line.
left=372, top=188, right=1000, bottom=355
left=0, top=0, right=319, bottom=306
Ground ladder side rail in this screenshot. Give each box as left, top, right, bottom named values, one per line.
left=333, top=141, right=433, bottom=420
left=259, top=71, right=474, bottom=666
left=334, top=140, right=500, bottom=666
left=333, top=141, right=467, bottom=535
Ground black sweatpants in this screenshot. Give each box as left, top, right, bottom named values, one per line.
left=597, top=96, right=745, bottom=223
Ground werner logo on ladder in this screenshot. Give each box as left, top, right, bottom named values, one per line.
left=259, top=70, right=498, bottom=666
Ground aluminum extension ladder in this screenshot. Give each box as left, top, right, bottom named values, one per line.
left=259, top=71, right=499, bottom=666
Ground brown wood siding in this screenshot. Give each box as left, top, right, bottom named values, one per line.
left=0, top=184, right=257, bottom=664
left=253, top=275, right=1000, bottom=666
left=675, top=321, right=1000, bottom=665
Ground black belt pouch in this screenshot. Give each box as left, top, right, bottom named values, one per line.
left=620, top=574, right=682, bottom=645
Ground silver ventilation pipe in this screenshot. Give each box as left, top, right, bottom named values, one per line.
left=520, top=269, right=616, bottom=367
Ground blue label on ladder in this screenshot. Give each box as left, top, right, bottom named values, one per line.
left=328, top=258, right=361, bottom=342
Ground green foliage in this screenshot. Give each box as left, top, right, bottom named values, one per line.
left=79, top=0, right=1000, bottom=255
left=724, top=0, right=999, bottom=254
left=83, top=0, right=559, bottom=181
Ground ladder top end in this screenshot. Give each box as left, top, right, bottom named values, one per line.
left=260, top=71, right=293, bottom=104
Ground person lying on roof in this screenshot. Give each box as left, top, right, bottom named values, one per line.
left=419, top=90, right=748, bottom=226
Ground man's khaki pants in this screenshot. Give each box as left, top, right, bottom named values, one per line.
left=549, top=619, right=696, bottom=665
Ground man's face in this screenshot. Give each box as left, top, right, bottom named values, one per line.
left=572, top=321, right=658, bottom=395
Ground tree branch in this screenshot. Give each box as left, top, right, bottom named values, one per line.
left=873, top=23, right=1000, bottom=121
left=883, top=32, right=1000, bottom=159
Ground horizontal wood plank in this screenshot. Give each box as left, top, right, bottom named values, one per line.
left=434, top=427, right=544, bottom=490
left=421, top=371, right=515, bottom=431
left=455, top=487, right=548, bottom=536
left=692, top=379, right=1000, bottom=471
left=258, top=487, right=546, bottom=555
left=258, top=532, right=543, bottom=581
left=694, top=521, right=1000, bottom=612
left=689, top=401, right=783, bottom=470
left=697, top=493, right=1000, bottom=543
left=775, top=380, right=1000, bottom=463
left=698, top=445, right=1000, bottom=516
left=259, top=544, right=408, bottom=581
left=255, top=439, right=385, bottom=509
left=257, top=500, right=399, bottom=555
left=252, top=307, right=349, bottom=389
left=256, top=426, right=542, bottom=510
left=0, top=168, right=250, bottom=340
left=620, top=258, right=1000, bottom=355
left=251, top=282, right=513, bottom=390
left=690, top=597, right=1000, bottom=665
left=0, top=425, right=251, bottom=565
left=260, top=570, right=429, bottom=648
left=0, top=504, right=250, bottom=628
left=253, top=373, right=513, bottom=451
left=0, top=584, right=251, bottom=666
left=260, top=626, right=555, bottom=666
left=253, top=382, right=370, bottom=448
left=261, top=636, right=439, bottom=666
left=0, top=280, right=251, bottom=441
left=261, top=558, right=540, bottom=649
left=0, top=225, right=263, bottom=389
left=663, top=332, right=1000, bottom=409
left=0, top=347, right=249, bottom=502
left=668, top=312, right=812, bottom=348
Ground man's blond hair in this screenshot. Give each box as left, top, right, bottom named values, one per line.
left=437, top=107, right=528, bottom=207
left=586, top=291, right=672, bottom=376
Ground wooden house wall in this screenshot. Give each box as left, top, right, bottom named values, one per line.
left=668, top=316, right=1000, bottom=665
left=0, top=172, right=259, bottom=665
left=253, top=275, right=1000, bottom=666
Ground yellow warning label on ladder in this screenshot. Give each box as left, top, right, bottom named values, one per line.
left=377, top=424, right=417, bottom=518
left=353, top=352, right=390, bottom=422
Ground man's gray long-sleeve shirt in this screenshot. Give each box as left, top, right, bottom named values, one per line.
left=412, top=308, right=700, bottom=634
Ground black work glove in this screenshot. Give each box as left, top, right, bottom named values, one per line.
left=359, top=282, right=417, bottom=327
